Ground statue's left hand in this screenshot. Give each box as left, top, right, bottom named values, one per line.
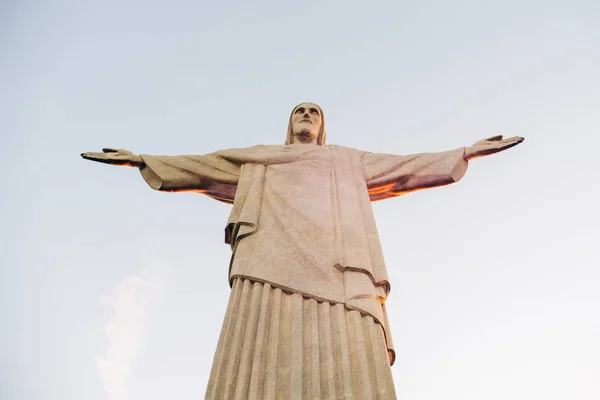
left=81, top=148, right=144, bottom=167
left=464, top=135, right=524, bottom=160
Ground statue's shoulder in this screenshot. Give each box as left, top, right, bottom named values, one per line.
left=242, top=144, right=287, bottom=152
left=216, top=144, right=284, bottom=154
left=326, top=144, right=366, bottom=155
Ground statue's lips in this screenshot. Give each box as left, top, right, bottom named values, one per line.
left=300, top=120, right=312, bottom=124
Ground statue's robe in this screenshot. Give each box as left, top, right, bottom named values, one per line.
left=139, top=144, right=468, bottom=399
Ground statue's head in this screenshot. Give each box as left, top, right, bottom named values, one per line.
left=285, top=102, right=326, bottom=145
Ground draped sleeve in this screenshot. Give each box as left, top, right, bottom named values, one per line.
left=138, top=153, right=241, bottom=204
left=362, top=147, right=469, bottom=201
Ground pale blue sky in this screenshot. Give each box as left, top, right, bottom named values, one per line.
left=1, top=1, right=599, bottom=399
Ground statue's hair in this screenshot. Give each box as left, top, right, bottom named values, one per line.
left=285, top=102, right=326, bottom=145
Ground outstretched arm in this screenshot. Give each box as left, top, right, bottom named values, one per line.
left=363, top=147, right=469, bottom=201
left=362, top=135, right=524, bottom=201
left=81, top=148, right=240, bottom=203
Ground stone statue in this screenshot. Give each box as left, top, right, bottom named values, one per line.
left=82, top=103, right=523, bottom=399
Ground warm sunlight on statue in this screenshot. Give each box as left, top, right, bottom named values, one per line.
left=82, top=102, right=524, bottom=399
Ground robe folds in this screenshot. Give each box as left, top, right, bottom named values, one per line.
left=139, top=144, right=468, bottom=367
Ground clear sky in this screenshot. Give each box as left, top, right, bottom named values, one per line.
left=1, top=1, right=599, bottom=399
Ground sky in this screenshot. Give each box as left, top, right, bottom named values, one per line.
left=1, top=0, right=599, bottom=399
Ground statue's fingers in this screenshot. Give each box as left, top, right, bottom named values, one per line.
left=81, top=152, right=107, bottom=160
left=502, top=136, right=524, bottom=143
left=498, top=141, right=522, bottom=151
left=81, top=155, right=116, bottom=164
left=498, top=137, right=524, bottom=147
left=486, top=135, right=503, bottom=141
left=81, top=154, right=127, bottom=165
left=102, top=148, right=119, bottom=153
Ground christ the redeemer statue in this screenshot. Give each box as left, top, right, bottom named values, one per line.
left=82, top=103, right=523, bottom=399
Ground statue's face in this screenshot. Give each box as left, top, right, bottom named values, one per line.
left=290, top=103, right=322, bottom=144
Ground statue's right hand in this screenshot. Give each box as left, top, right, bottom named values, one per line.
left=81, top=148, right=144, bottom=168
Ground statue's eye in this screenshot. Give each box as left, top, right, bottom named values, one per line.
left=310, top=109, right=319, bottom=115
left=295, top=108, right=304, bottom=114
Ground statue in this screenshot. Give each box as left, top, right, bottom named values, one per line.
left=82, top=103, right=524, bottom=399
